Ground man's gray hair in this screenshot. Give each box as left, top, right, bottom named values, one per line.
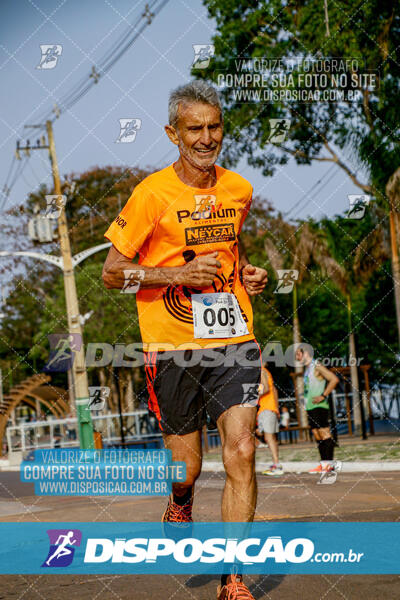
left=168, top=80, right=222, bottom=128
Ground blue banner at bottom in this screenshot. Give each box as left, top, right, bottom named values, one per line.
left=0, top=522, right=398, bottom=574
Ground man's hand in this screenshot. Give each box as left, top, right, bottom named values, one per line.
left=241, top=264, right=268, bottom=296
left=177, top=251, right=221, bottom=288
left=312, top=395, right=326, bottom=405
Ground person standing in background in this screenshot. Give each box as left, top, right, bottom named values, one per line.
left=280, top=406, right=290, bottom=429
left=295, top=346, right=339, bottom=474
left=257, top=365, right=283, bottom=476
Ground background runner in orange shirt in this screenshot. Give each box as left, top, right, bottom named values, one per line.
left=257, top=365, right=284, bottom=476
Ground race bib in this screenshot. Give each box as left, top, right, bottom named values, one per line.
left=191, top=293, right=249, bottom=339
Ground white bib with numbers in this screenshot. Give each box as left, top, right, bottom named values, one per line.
left=191, top=292, right=249, bottom=339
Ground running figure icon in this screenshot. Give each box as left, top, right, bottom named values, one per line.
left=45, top=334, right=79, bottom=370
left=45, top=531, right=77, bottom=566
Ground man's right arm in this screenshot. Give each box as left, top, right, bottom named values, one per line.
left=102, top=246, right=221, bottom=290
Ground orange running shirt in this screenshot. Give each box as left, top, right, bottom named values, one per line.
left=104, top=164, right=255, bottom=350
left=258, top=367, right=279, bottom=415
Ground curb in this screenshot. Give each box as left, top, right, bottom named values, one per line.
left=203, top=461, right=400, bottom=473
left=3, top=461, right=400, bottom=473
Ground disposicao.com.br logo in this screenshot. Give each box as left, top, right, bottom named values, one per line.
left=38, top=527, right=367, bottom=573
left=2, top=522, right=393, bottom=575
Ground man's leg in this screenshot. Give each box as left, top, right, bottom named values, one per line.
left=307, top=427, right=325, bottom=473
left=312, top=428, right=323, bottom=459
left=263, top=432, right=279, bottom=465
left=163, top=430, right=202, bottom=502
left=217, top=405, right=257, bottom=522
left=318, top=427, right=335, bottom=460
left=312, top=428, right=322, bottom=442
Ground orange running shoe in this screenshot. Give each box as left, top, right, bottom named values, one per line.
left=308, top=464, right=323, bottom=474
left=216, top=575, right=255, bottom=600
left=162, top=494, right=193, bottom=523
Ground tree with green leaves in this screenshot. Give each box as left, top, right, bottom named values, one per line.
left=0, top=165, right=150, bottom=408
left=316, top=208, right=390, bottom=429
left=198, top=0, right=400, bottom=341
left=263, top=218, right=320, bottom=424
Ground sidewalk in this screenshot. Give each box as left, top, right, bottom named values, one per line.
left=203, top=461, right=400, bottom=472
left=202, top=432, right=400, bottom=471
left=1, top=433, right=399, bottom=472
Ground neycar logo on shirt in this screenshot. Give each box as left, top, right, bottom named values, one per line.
left=185, top=223, right=236, bottom=246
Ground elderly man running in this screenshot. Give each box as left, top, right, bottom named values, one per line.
left=103, top=81, right=268, bottom=599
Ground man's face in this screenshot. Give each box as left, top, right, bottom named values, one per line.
left=295, top=348, right=308, bottom=365
left=166, top=102, right=223, bottom=170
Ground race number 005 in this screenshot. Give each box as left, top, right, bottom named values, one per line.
left=203, top=307, right=235, bottom=327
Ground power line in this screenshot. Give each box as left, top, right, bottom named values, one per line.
left=289, top=166, right=339, bottom=220
left=20, top=160, right=37, bottom=190
left=27, top=158, right=44, bottom=186
left=3, top=154, right=17, bottom=191
left=284, top=163, right=337, bottom=219
left=1, top=155, right=18, bottom=208
left=2, top=0, right=170, bottom=208
left=0, top=156, right=30, bottom=212
left=32, top=0, right=169, bottom=127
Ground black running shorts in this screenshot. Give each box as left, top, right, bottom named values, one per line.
left=307, top=406, right=330, bottom=429
left=144, top=340, right=262, bottom=436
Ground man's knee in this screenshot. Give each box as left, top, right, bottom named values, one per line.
left=187, top=464, right=202, bottom=486
left=223, top=431, right=256, bottom=472
left=312, top=428, right=321, bottom=440
left=173, top=470, right=200, bottom=493
left=320, top=428, right=331, bottom=440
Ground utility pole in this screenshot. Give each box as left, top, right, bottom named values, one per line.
left=46, top=120, right=94, bottom=449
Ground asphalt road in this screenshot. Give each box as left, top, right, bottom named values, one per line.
left=0, top=470, right=399, bottom=599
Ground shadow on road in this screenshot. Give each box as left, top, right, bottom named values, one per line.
left=185, top=573, right=285, bottom=597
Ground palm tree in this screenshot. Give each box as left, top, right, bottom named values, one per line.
left=264, top=219, right=319, bottom=427
left=315, top=215, right=390, bottom=433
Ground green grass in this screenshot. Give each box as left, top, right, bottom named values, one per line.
left=203, top=439, right=400, bottom=462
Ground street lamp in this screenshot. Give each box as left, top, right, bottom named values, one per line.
left=0, top=241, right=111, bottom=448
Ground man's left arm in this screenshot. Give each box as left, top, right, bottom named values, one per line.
left=238, top=236, right=268, bottom=296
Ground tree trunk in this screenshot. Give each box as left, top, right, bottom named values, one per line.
left=132, top=368, right=141, bottom=409
left=124, top=369, right=135, bottom=413
left=389, top=208, right=400, bottom=347
left=347, top=294, right=361, bottom=433
left=293, top=283, right=307, bottom=428
left=98, top=367, right=112, bottom=412
left=386, top=169, right=400, bottom=347
left=110, top=366, right=119, bottom=412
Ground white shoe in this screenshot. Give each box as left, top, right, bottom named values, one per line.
left=317, top=461, right=342, bottom=485
left=262, top=464, right=284, bottom=476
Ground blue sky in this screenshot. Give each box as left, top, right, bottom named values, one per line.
left=0, top=0, right=365, bottom=224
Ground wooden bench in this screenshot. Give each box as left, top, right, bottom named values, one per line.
left=108, top=437, right=163, bottom=449
left=278, top=426, right=312, bottom=443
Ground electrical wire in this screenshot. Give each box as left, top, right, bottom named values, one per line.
left=27, top=158, right=44, bottom=186
left=289, top=167, right=339, bottom=220
left=284, top=162, right=337, bottom=219
left=0, top=156, right=30, bottom=212
left=2, top=0, right=170, bottom=208
left=33, top=0, right=169, bottom=127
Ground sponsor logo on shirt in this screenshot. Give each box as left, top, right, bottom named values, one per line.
left=177, top=194, right=236, bottom=223
left=184, top=223, right=236, bottom=245
left=115, top=215, right=127, bottom=229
